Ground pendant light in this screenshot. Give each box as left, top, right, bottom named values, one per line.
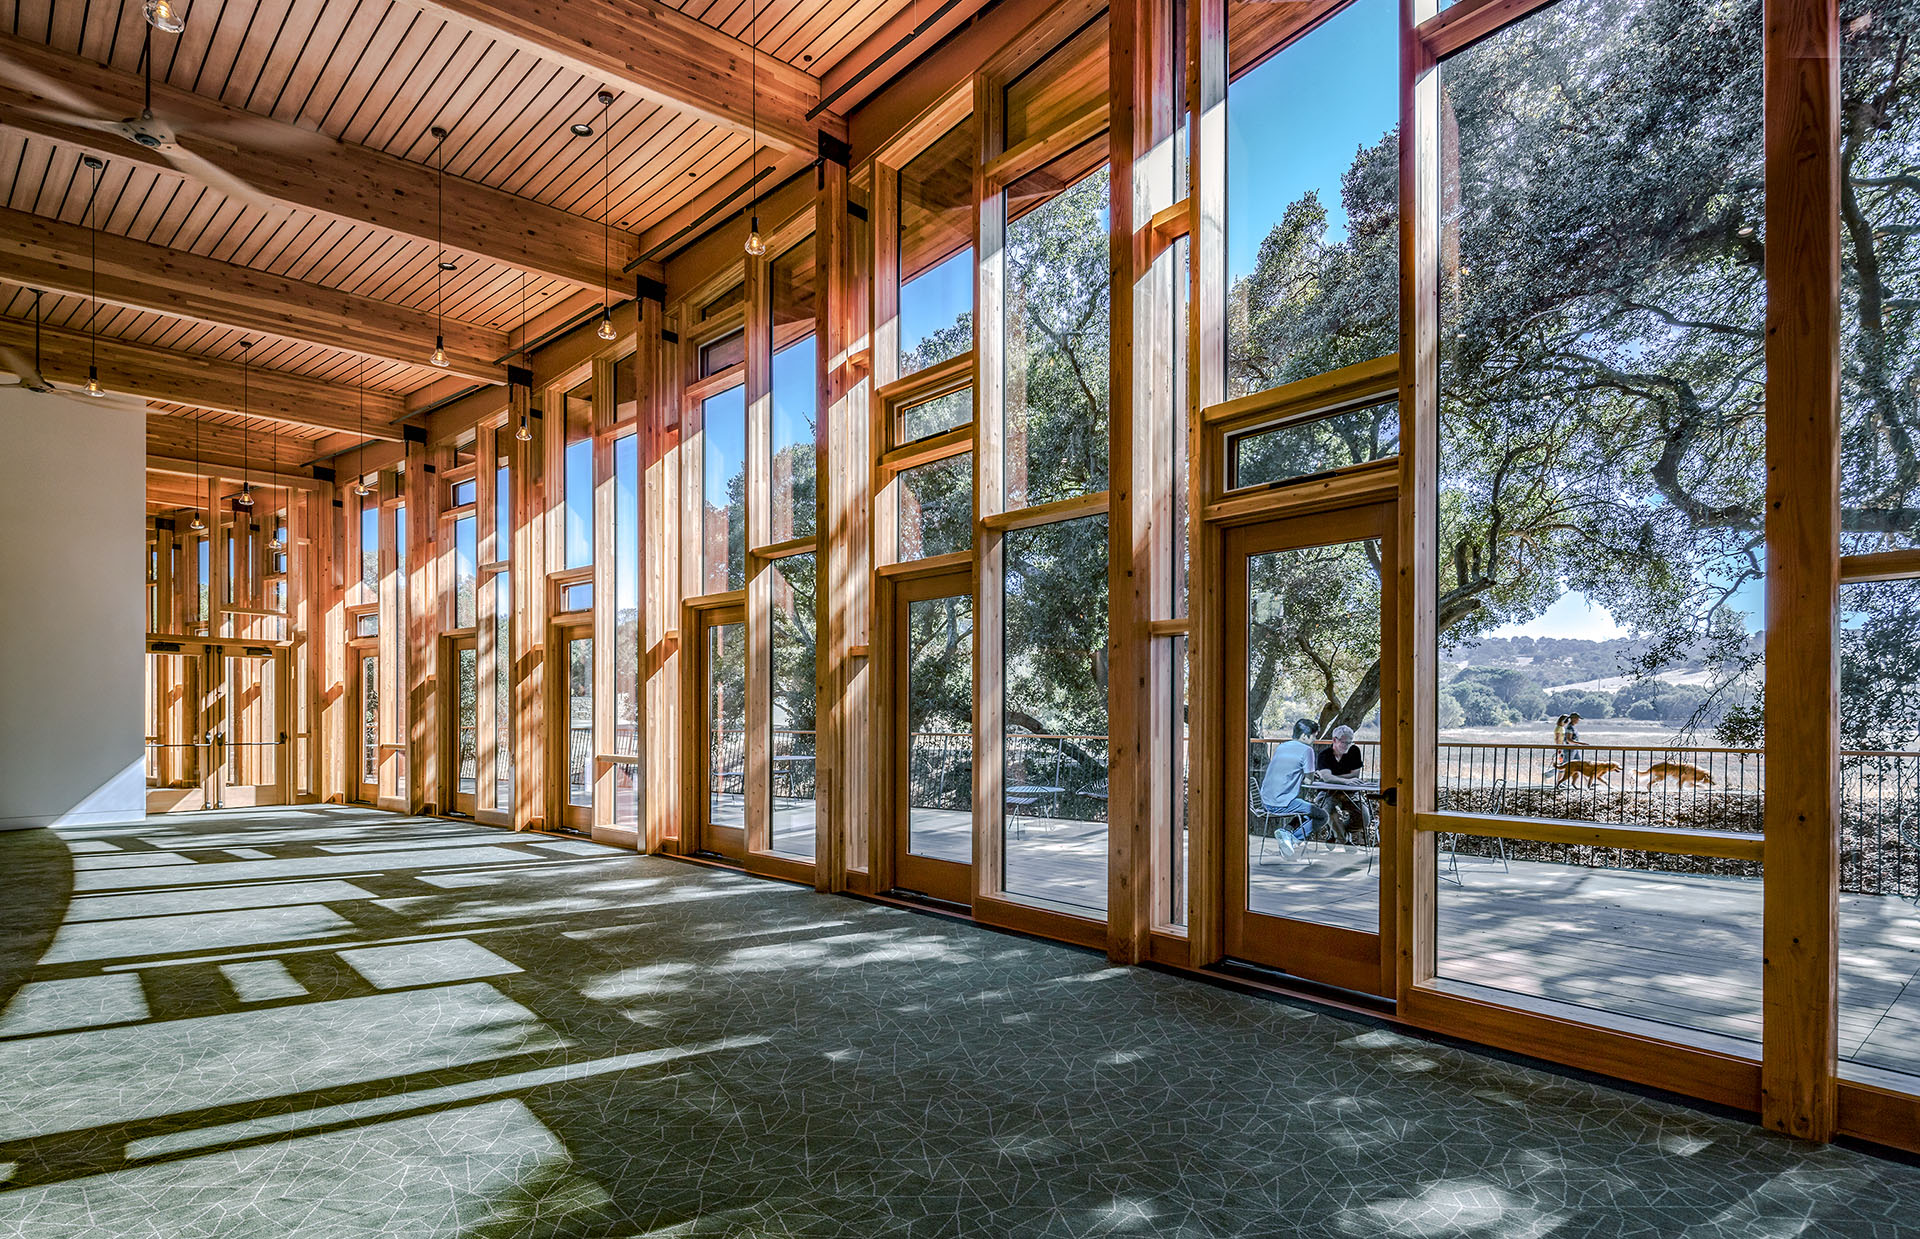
left=352, top=358, right=375, bottom=497
left=82, top=155, right=107, bottom=396
left=144, top=0, right=185, bottom=33
left=596, top=89, right=617, bottom=341
left=188, top=405, right=206, bottom=532
left=236, top=340, right=254, bottom=507
left=514, top=270, right=533, bottom=441
left=743, top=3, right=765, bottom=257
left=265, top=424, right=286, bottom=552
left=428, top=126, right=451, bottom=368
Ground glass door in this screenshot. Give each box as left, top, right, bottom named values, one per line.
left=218, top=649, right=288, bottom=807
left=449, top=637, right=478, bottom=815
left=355, top=650, right=380, bottom=805
left=1224, top=502, right=1396, bottom=996
left=697, top=606, right=748, bottom=860
left=552, top=623, right=594, bottom=832
left=891, top=572, right=975, bottom=905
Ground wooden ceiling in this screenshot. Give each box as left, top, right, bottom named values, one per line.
left=0, top=0, right=962, bottom=488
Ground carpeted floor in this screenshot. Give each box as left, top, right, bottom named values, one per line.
left=1, top=805, right=1917, bottom=1238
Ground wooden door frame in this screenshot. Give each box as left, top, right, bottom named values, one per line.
left=546, top=617, right=596, bottom=833
left=682, top=600, right=749, bottom=860
left=1219, top=499, right=1398, bottom=997
left=877, top=559, right=976, bottom=906
left=349, top=643, right=380, bottom=805
left=443, top=633, right=479, bottom=816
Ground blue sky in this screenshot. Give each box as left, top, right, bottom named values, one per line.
left=1226, top=0, right=1399, bottom=285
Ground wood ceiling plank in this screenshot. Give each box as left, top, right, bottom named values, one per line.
left=0, top=314, right=407, bottom=435
left=0, top=33, right=635, bottom=288
left=0, top=204, right=508, bottom=379
left=409, top=0, right=845, bottom=153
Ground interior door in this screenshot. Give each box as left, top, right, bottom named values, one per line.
left=217, top=648, right=289, bottom=807
left=1224, top=502, right=1396, bottom=996
left=696, top=605, right=748, bottom=861
left=890, top=572, right=975, bottom=906
left=552, top=622, right=595, bottom=833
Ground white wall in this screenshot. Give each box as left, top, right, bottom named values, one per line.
left=0, top=387, right=146, bottom=830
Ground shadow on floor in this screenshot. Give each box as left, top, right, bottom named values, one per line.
left=2, top=805, right=1919, bottom=1239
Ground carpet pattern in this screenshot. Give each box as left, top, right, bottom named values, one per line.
left=1, top=806, right=1917, bottom=1237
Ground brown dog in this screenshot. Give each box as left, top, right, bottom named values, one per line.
left=1640, top=761, right=1715, bottom=789
left=1554, top=759, right=1621, bottom=788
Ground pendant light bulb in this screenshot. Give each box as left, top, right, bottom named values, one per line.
left=145, top=0, right=185, bottom=32
left=430, top=335, right=450, bottom=368
left=237, top=483, right=254, bottom=508
left=514, top=414, right=533, bottom=442
left=352, top=479, right=373, bottom=498
left=745, top=217, right=766, bottom=257
left=596, top=311, right=616, bottom=341
left=84, top=366, right=105, bottom=397
left=188, top=511, right=205, bottom=532
left=267, top=528, right=286, bottom=552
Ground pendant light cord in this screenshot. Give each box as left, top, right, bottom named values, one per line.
left=241, top=341, right=251, bottom=501
left=88, top=158, right=100, bottom=375
left=436, top=130, right=445, bottom=345
left=603, top=96, right=611, bottom=315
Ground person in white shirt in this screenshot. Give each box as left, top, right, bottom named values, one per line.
left=1258, top=719, right=1329, bottom=859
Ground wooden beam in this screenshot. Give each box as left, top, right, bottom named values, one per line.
left=413, top=0, right=843, bottom=155
left=0, top=207, right=506, bottom=383
left=642, top=148, right=814, bottom=264
left=0, top=315, right=405, bottom=437
left=0, top=35, right=630, bottom=289
left=817, top=0, right=999, bottom=116
left=147, top=455, right=325, bottom=491
left=1761, top=0, right=1841, bottom=1144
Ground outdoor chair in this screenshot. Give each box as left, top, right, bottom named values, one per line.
left=1439, top=777, right=1510, bottom=885
left=1250, top=775, right=1310, bottom=865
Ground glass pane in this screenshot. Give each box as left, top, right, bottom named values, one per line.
left=492, top=575, right=513, bottom=811
left=1005, top=148, right=1111, bottom=509
left=1437, top=838, right=1762, bottom=1044
left=567, top=635, right=592, bottom=809
left=907, top=592, right=974, bottom=861
left=1226, top=0, right=1398, bottom=399
left=1246, top=539, right=1382, bottom=931
left=359, top=499, right=377, bottom=597
left=360, top=654, right=379, bottom=787
left=702, top=384, right=748, bottom=594
left=565, top=381, right=593, bottom=570
left=1228, top=400, right=1399, bottom=490
left=1171, top=633, right=1190, bottom=927
left=1841, top=8, right=1920, bottom=553
left=898, top=453, right=973, bottom=561
left=899, top=118, right=977, bottom=378
left=1838, top=578, right=1920, bottom=1083
left=900, top=388, right=972, bottom=442
left=197, top=538, right=210, bottom=621
left=1003, top=515, right=1108, bottom=912
left=562, top=582, right=593, bottom=613
left=772, top=237, right=819, bottom=544
left=702, top=328, right=746, bottom=376
left=708, top=621, right=747, bottom=833
left=770, top=553, right=818, bottom=859
left=494, top=461, right=510, bottom=562
left=1004, top=15, right=1107, bottom=149
left=615, top=353, right=638, bottom=422
left=615, top=434, right=640, bottom=760
left=456, top=646, right=477, bottom=796
left=1436, top=0, right=1766, bottom=832
left=451, top=479, right=476, bottom=507
left=354, top=612, right=378, bottom=638
left=454, top=516, right=477, bottom=628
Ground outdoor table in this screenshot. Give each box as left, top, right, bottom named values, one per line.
left=1303, top=777, right=1380, bottom=844
left=772, top=753, right=815, bottom=799
left=1005, top=783, right=1065, bottom=838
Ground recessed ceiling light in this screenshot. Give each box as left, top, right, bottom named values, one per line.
left=571, top=121, right=594, bottom=137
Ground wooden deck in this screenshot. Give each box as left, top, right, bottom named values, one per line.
left=892, top=809, right=1920, bottom=1079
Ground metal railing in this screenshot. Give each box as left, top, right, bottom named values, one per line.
left=707, top=728, right=818, bottom=799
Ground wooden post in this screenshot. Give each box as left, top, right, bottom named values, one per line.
left=512, top=383, right=547, bottom=831
left=816, top=158, right=857, bottom=889
left=405, top=437, right=440, bottom=815
left=1761, top=0, right=1841, bottom=1142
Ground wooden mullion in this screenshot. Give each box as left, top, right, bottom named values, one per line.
left=980, top=490, right=1111, bottom=532
left=1414, top=811, right=1766, bottom=863
left=746, top=232, right=775, bottom=860
left=974, top=65, right=1010, bottom=908
left=1760, top=0, right=1842, bottom=1143
left=1414, top=0, right=1560, bottom=60
left=878, top=424, right=975, bottom=473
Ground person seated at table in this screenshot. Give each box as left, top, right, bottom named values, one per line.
left=1259, top=719, right=1328, bottom=859
left=1315, top=724, right=1371, bottom=844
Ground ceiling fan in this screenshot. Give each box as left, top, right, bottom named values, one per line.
left=0, top=290, right=146, bottom=412
left=0, top=17, right=305, bottom=215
